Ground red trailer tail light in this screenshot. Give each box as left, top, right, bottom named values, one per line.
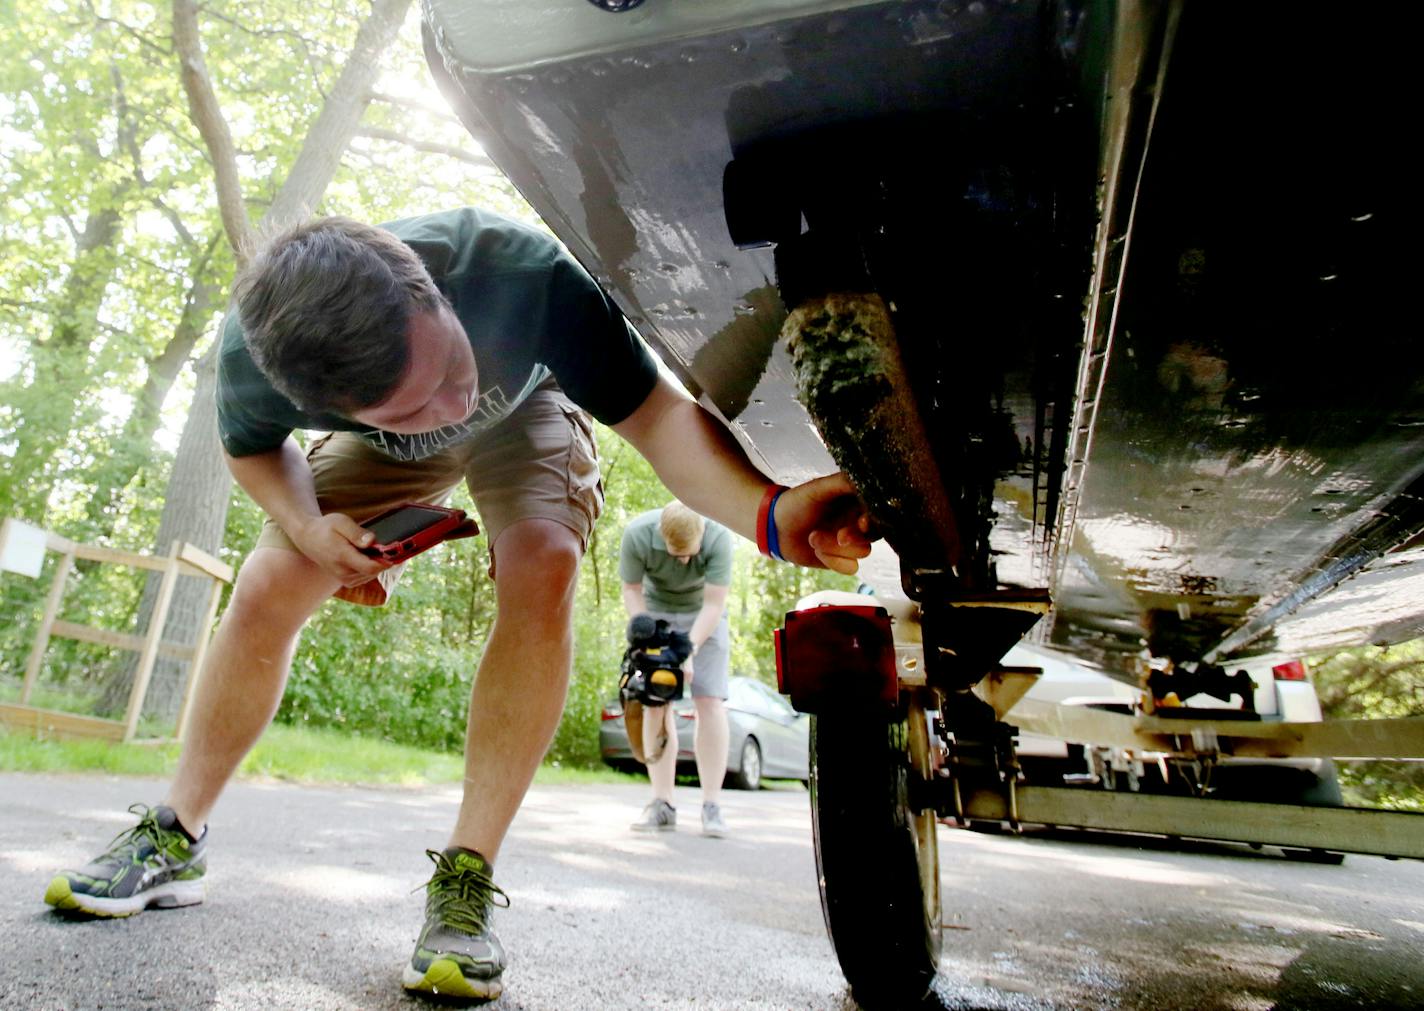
left=776, top=604, right=898, bottom=713
left=1272, top=659, right=1308, bottom=681
left=600, top=703, right=624, bottom=720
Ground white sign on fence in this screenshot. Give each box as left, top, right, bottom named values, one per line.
left=0, top=518, right=48, bottom=578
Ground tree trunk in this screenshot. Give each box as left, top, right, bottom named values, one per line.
left=267, top=0, right=414, bottom=226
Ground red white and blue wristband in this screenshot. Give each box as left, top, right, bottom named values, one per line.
left=756, top=484, right=790, bottom=561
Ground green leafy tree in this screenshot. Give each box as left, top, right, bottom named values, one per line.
left=1311, top=641, right=1424, bottom=810
left=0, top=0, right=522, bottom=724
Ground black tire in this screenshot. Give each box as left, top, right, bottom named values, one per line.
left=727, top=736, right=763, bottom=791
left=1212, top=761, right=1346, bottom=864
left=810, top=703, right=941, bottom=1008
left=1150, top=760, right=1349, bottom=859
left=1281, top=847, right=1347, bottom=865
left=1212, top=760, right=1345, bottom=807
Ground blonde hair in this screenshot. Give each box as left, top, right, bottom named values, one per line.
left=659, top=501, right=705, bottom=556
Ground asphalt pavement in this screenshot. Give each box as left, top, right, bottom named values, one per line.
left=2, top=773, right=1422, bottom=1010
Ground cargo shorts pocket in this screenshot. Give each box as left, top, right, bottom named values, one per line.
left=560, top=401, right=604, bottom=533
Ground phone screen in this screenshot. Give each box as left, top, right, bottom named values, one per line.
left=363, top=506, right=450, bottom=543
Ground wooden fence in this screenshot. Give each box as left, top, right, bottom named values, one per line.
left=0, top=519, right=232, bottom=743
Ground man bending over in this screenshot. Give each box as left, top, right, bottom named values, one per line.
left=621, top=501, right=735, bottom=836
left=43, top=208, right=870, bottom=1002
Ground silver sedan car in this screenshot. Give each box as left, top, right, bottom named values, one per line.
left=599, top=676, right=809, bottom=790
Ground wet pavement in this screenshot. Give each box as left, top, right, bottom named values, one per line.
left=1, top=773, right=1421, bottom=1009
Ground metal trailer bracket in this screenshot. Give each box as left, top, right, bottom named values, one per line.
left=1011, top=699, right=1424, bottom=762
left=960, top=785, right=1424, bottom=860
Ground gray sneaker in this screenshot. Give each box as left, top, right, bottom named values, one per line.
left=631, top=799, right=676, bottom=832
left=701, top=802, right=728, bottom=838
left=44, top=804, right=206, bottom=918
left=403, top=847, right=509, bottom=1001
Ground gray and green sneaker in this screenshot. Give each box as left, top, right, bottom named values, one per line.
left=403, top=847, right=509, bottom=1002
left=44, top=804, right=206, bottom=918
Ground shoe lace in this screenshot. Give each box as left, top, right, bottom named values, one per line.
left=419, top=849, right=510, bottom=936
left=104, top=804, right=172, bottom=859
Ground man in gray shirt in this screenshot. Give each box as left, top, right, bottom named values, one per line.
left=620, top=501, right=734, bottom=837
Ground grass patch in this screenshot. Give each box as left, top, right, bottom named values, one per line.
left=0, top=684, right=178, bottom=738
left=0, top=722, right=648, bottom=788
left=237, top=724, right=466, bottom=786
left=0, top=723, right=467, bottom=787
left=0, top=728, right=180, bottom=776
left=0, top=723, right=800, bottom=792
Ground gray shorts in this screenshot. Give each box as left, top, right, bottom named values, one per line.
left=645, top=609, right=729, bottom=700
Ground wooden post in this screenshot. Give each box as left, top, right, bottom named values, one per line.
left=122, top=541, right=183, bottom=742
left=173, top=570, right=225, bottom=743
left=20, top=550, right=75, bottom=705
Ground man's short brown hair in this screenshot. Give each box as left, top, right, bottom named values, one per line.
left=660, top=501, right=705, bottom=556
left=233, top=216, right=446, bottom=415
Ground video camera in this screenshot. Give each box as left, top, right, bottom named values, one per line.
left=618, top=613, right=692, bottom=707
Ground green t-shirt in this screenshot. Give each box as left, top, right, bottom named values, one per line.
left=619, top=509, right=734, bottom=613
left=216, top=207, right=659, bottom=461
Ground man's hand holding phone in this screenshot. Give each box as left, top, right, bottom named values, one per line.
left=290, top=513, right=392, bottom=589
left=288, top=503, right=475, bottom=589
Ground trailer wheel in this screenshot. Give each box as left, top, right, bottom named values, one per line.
left=810, top=697, right=941, bottom=1008
left=1213, top=761, right=1346, bottom=864
left=1281, top=847, right=1347, bottom=865
left=1211, top=759, right=1345, bottom=807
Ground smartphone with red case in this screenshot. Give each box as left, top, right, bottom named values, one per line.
left=359, top=503, right=471, bottom=563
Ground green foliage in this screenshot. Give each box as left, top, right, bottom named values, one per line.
left=1, top=0, right=530, bottom=537
left=1310, top=641, right=1424, bottom=810
left=0, top=728, right=180, bottom=778
left=1, top=0, right=528, bottom=745
left=0, top=0, right=857, bottom=772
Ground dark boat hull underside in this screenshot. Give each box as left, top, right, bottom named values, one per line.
left=424, top=0, right=1423, bottom=680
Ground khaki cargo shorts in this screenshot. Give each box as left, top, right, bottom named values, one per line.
left=255, top=380, right=603, bottom=606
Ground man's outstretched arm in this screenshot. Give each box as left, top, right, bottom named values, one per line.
left=611, top=376, right=872, bottom=574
